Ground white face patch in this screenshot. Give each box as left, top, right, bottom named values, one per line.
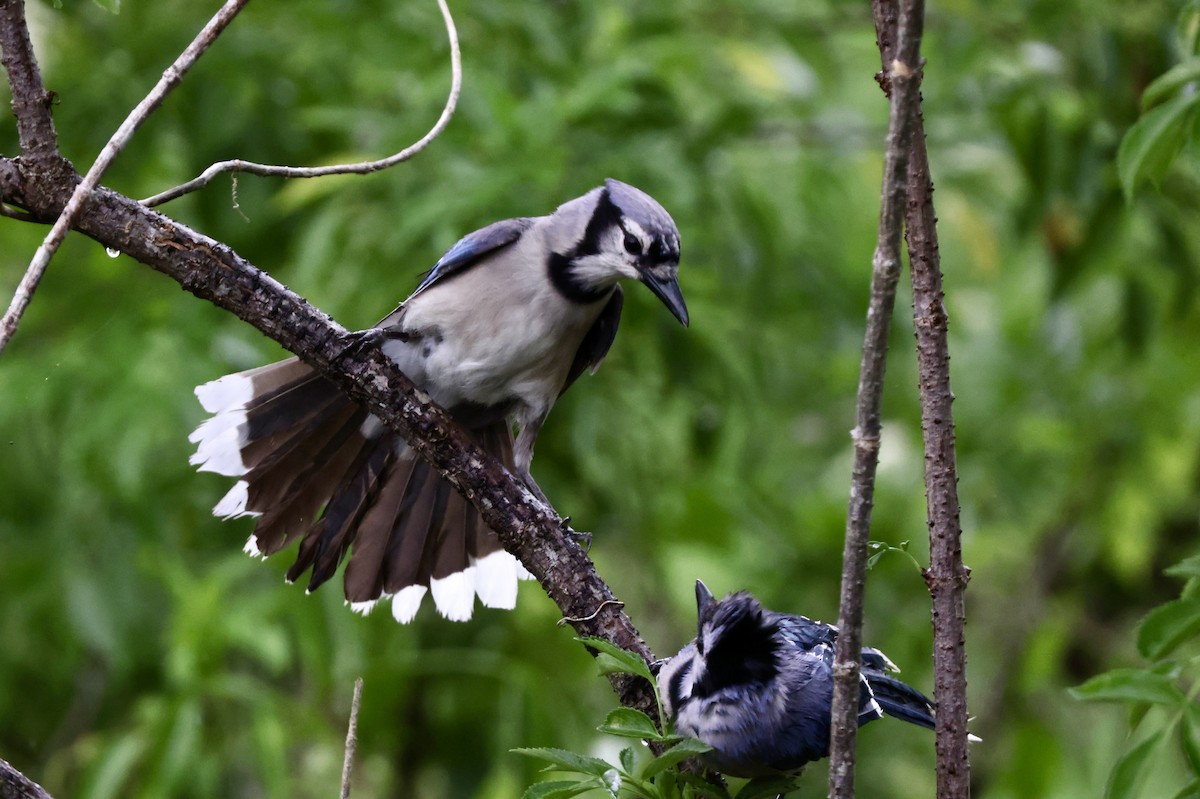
left=622, top=218, right=652, bottom=252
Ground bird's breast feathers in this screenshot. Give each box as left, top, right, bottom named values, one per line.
left=386, top=247, right=610, bottom=409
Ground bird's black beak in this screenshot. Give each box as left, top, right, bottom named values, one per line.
left=695, top=580, right=715, bottom=614
left=641, top=269, right=689, bottom=327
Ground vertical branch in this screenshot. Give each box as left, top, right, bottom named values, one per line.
left=828, top=1, right=925, bottom=797
left=340, top=678, right=364, bottom=799
left=0, top=0, right=59, bottom=159
left=909, top=134, right=971, bottom=799
left=872, top=2, right=972, bottom=797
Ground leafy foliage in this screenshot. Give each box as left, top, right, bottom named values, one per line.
left=1117, top=2, right=1200, bottom=198
left=1071, top=554, right=1200, bottom=799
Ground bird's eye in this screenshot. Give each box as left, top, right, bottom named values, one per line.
left=623, top=232, right=642, bottom=255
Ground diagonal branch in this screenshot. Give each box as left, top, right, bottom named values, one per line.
left=0, top=152, right=660, bottom=718
left=872, top=2, right=972, bottom=796
left=140, top=0, right=462, bottom=208
left=0, top=0, right=253, bottom=356
left=827, top=0, right=925, bottom=796
left=0, top=758, right=54, bottom=799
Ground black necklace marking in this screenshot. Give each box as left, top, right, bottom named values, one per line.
left=546, top=188, right=623, bottom=305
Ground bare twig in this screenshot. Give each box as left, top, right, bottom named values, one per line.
left=340, top=678, right=364, bottom=799
left=140, top=0, right=462, bottom=208
left=0, top=758, right=54, bottom=799
left=827, top=2, right=925, bottom=797
left=871, top=1, right=971, bottom=796
left=0, top=0, right=252, bottom=356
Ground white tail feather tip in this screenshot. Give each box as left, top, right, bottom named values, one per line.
left=431, top=568, right=477, bottom=622
left=195, top=373, right=255, bottom=413
left=350, top=599, right=381, bottom=616
left=392, top=586, right=428, bottom=624
left=242, top=534, right=264, bottom=558
left=473, top=551, right=519, bottom=610
left=215, top=481, right=258, bottom=519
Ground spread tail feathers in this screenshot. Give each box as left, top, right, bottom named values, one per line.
left=190, top=357, right=533, bottom=622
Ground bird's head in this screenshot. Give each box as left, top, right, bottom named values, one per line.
left=549, top=179, right=688, bottom=326
left=692, top=581, right=780, bottom=697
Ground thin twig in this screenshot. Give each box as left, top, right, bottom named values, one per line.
left=0, top=0, right=252, bottom=356
left=140, top=0, right=462, bottom=208
left=827, top=2, right=925, bottom=797
left=557, top=599, right=625, bottom=626
left=340, top=678, right=364, bottom=799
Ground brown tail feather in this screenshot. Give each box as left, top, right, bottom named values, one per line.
left=250, top=410, right=371, bottom=556
left=287, top=439, right=395, bottom=591
left=244, top=402, right=363, bottom=509
left=201, top=354, right=524, bottom=618
left=343, top=448, right=414, bottom=602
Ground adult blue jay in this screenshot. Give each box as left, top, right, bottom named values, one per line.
left=658, top=581, right=936, bottom=777
left=189, top=180, right=687, bottom=623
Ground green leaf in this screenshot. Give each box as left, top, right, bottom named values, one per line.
left=640, top=738, right=713, bottom=779
left=1143, top=60, right=1200, bottom=109
left=1182, top=703, right=1200, bottom=776
left=512, top=748, right=615, bottom=778
left=599, top=707, right=662, bottom=739
left=733, top=776, right=803, bottom=799
left=620, top=747, right=637, bottom=775
left=1137, top=599, right=1200, bottom=660
left=521, top=779, right=600, bottom=799
left=1166, top=556, right=1200, bottom=580
left=1106, top=730, right=1166, bottom=799
left=1118, top=91, right=1200, bottom=200
left=1070, top=669, right=1186, bottom=706
left=677, top=772, right=733, bottom=799
left=578, top=637, right=655, bottom=682
left=91, top=0, right=120, bottom=12
left=1179, top=1, right=1200, bottom=57
left=1168, top=778, right=1200, bottom=799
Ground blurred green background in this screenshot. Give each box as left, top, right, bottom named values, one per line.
left=3, top=0, right=1200, bottom=797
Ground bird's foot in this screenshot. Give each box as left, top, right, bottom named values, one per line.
left=335, top=327, right=409, bottom=367
left=566, top=526, right=593, bottom=554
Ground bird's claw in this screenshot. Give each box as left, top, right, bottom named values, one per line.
left=567, top=528, right=593, bottom=554
left=334, top=328, right=385, bottom=367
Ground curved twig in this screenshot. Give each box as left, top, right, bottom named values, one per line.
left=0, top=0, right=252, bottom=356
left=140, top=0, right=462, bottom=208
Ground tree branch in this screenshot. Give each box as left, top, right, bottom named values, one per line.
left=0, top=759, right=53, bottom=799
left=0, top=152, right=659, bottom=717
left=827, top=1, right=925, bottom=796
left=872, top=2, right=972, bottom=797
left=140, top=0, right=462, bottom=208
left=0, top=0, right=252, bottom=356
left=0, top=0, right=59, bottom=160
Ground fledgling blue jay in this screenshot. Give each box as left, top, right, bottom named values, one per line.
left=658, top=581, right=937, bottom=777
left=189, top=180, right=687, bottom=623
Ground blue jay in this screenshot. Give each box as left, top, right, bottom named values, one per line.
left=658, top=581, right=936, bottom=777
left=189, top=180, right=687, bottom=623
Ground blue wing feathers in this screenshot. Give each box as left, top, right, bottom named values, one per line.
left=411, top=217, right=534, bottom=296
